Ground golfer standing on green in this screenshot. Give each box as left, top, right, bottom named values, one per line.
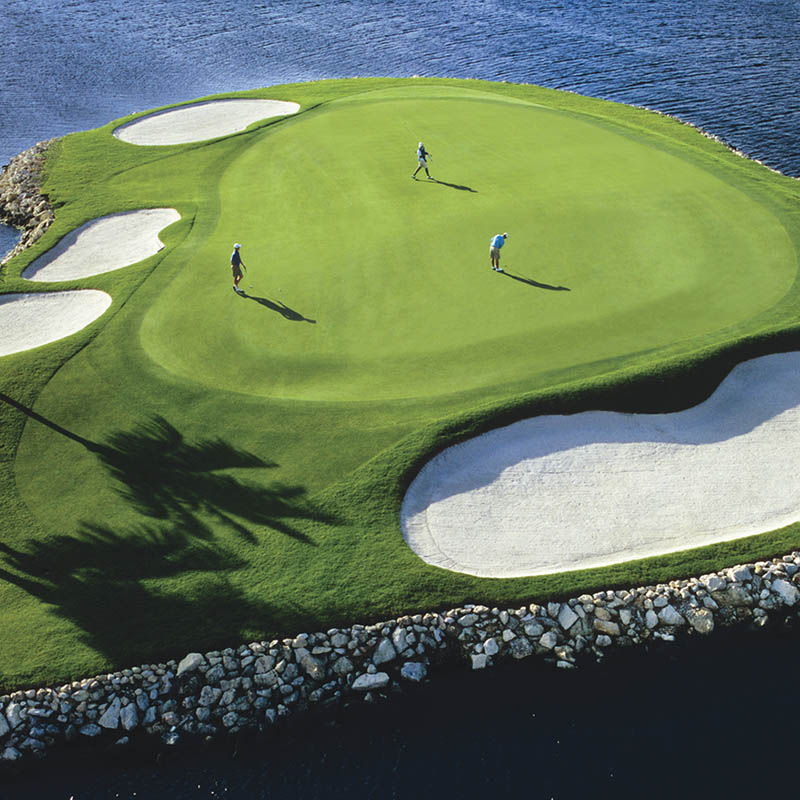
left=490, top=232, right=508, bottom=272
left=412, top=142, right=433, bottom=180
left=231, top=242, right=246, bottom=294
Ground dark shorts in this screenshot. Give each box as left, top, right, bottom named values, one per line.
left=231, top=265, right=243, bottom=277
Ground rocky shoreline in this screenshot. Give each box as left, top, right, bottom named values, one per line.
left=0, top=139, right=55, bottom=267
left=2, top=550, right=799, bottom=768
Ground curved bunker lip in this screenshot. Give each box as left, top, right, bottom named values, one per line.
left=402, top=351, right=800, bottom=578
left=23, top=209, right=180, bottom=282
left=0, top=290, right=112, bottom=357
left=113, top=99, right=301, bottom=145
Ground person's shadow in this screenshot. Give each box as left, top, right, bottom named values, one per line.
left=419, top=177, right=477, bottom=192
left=242, top=292, right=316, bottom=323
left=501, top=269, right=570, bottom=291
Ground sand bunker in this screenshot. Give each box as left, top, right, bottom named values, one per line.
left=402, top=352, right=800, bottom=578
left=23, top=209, right=180, bottom=283
left=0, top=291, right=112, bottom=357
left=113, top=99, right=300, bottom=145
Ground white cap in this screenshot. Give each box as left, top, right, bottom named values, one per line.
left=419, top=141, right=423, bottom=147
left=503, top=232, right=509, bottom=238
left=233, top=243, right=241, bottom=249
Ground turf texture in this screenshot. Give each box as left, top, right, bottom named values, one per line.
left=1, top=78, right=799, bottom=689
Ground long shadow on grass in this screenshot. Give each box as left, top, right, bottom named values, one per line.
left=241, top=292, right=316, bottom=323
left=501, top=270, right=570, bottom=291
left=429, top=178, right=477, bottom=192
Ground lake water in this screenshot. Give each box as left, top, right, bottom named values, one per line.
left=1, top=0, right=799, bottom=795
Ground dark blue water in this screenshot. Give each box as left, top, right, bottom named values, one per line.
left=1, top=1, right=800, bottom=794
left=2, top=624, right=799, bottom=799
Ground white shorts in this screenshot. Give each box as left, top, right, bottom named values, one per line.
left=418, top=157, right=427, bottom=166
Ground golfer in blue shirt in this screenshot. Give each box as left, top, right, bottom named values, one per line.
left=412, top=142, right=433, bottom=180
left=231, top=243, right=246, bottom=294
left=490, top=232, right=508, bottom=272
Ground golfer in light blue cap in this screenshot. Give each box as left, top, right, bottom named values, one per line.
left=490, top=232, right=508, bottom=272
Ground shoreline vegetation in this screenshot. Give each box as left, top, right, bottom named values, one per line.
left=1, top=78, right=800, bottom=748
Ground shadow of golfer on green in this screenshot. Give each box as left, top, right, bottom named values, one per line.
left=242, top=292, right=316, bottom=323
left=428, top=178, right=477, bottom=192
left=501, top=269, right=570, bottom=291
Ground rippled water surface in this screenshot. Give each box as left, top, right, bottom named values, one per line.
left=1, top=1, right=799, bottom=795
left=1, top=0, right=798, bottom=174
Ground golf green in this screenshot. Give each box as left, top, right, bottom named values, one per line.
left=2, top=78, right=800, bottom=689
left=142, top=85, right=795, bottom=401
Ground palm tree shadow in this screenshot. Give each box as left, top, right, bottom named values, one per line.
left=0, top=408, right=341, bottom=664
left=95, top=415, right=333, bottom=542
left=430, top=178, right=477, bottom=192
left=0, top=528, right=275, bottom=666
left=502, top=270, right=570, bottom=291
left=243, top=292, right=316, bottom=323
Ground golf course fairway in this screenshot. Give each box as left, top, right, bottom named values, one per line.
left=1, top=77, right=800, bottom=689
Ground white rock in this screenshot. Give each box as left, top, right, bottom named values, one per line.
left=120, top=704, right=139, bottom=731
left=470, top=654, right=489, bottom=670
left=658, top=606, right=686, bottom=627
left=0, top=715, right=8, bottom=738
left=352, top=672, right=391, bottom=691
left=80, top=723, right=102, bottom=737
left=501, top=629, right=516, bottom=642
left=400, top=662, right=427, bottom=683
left=524, top=622, right=544, bottom=637
left=391, top=627, right=407, bottom=652
left=98, top=697, right=122, bottom=729
left=373, top=638, right=397, bottom=665
left=729, top=566, right=752, bottom=583
left=539, top=631, right=557, bottom=650
left=645, top=610, right=659, bottom=629
left=5, top=702, right=23, bottom=729
left=702, top=575, right=726, bottom=592
left=619, top=609, right=633, bottom=627
left=332, top=656, right=354, bottom=676
left=1, top=747, right=22, bottom=762
left=771, top=578, right=800, bottom=606
left=596, top=635, right=612, bottom=647
left=458, top=614, right=479, bottom=627
left=558, top=605, right=579, bottom=630
left=686, top=608, right=714, bottom=634
left=509, top=637, right=534, bottom=659
left=176, top=652, right=206, bottom=676
left=484, top=637, right=500, bottom=656
left=299, top=654, right=326, bottom=680
left=593, top=619, right=620, bottom=636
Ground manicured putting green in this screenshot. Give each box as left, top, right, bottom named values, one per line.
left=2, top=78, right=800, bottom=690
left=142, top=86, right=795, bottom=401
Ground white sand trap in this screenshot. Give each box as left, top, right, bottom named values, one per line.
left=23, top=209, right=180, bottom=282
left=0, top=291, right=112, bottom=357
left=402, top=352, right=800, bottom=578
left=113, top=99, right=300, bottom=145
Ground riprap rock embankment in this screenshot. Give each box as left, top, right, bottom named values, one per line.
left=2, top=551, right=799, bottom=766
left=0, top=140, right=55, bottom=266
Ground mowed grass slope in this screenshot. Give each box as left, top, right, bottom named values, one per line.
left=2, top=78, right=800, bottom=689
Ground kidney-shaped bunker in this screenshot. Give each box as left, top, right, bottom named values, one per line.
left=0, top=291, right=112, bottom=357
left=113, top=99, right=300, bottom=145
left=23, top=209, right=180, bottom=282
left=402, top=352, right=800, bottom=578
